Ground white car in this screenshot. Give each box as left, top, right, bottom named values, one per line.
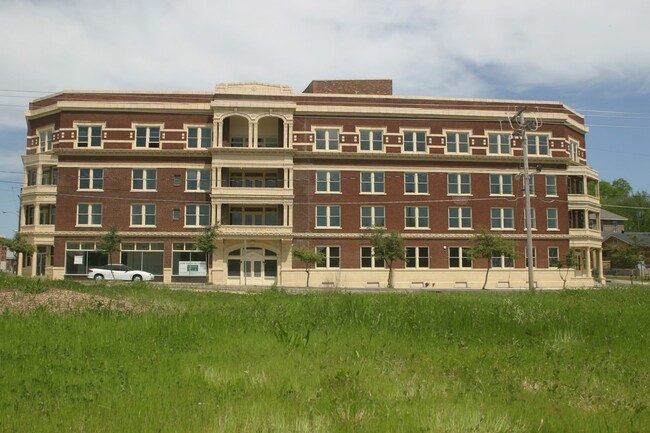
left=87, top=264, right=155, bottom=282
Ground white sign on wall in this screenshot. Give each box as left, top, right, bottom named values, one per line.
left=178, top=261, right=207, bottom=276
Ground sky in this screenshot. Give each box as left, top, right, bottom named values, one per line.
left=0, top=0, right=649, bottom=238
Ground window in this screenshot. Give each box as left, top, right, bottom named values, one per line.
left=525, top=175, right=535, bottom=196
left=172, top=243, right=207, bottom=276
left=449, top=247, right=472, bottom=268
left=173, top=174, right=182, bottom=186
left=186, top=169, right=211, bottom=191
left=77, top=204, right=102, bottom=226
left=404, top=173, right=428, bottom=194
left=525, top=248, right=537, bottom=268
left=448, top=173, right=471, bottom=195
left=131, top=204, right=156, bottom=227
left=315, top=129, right=339, bottom=151
left=187, top=126, right=212, bottom=148
left=77, top=126, right=102, bottom=148
left=27, top=169, right=37, bottom=186
left=316, top=205, right=340, bottom=228
left=361, top=246, right=384, bottom=268
left=568, top=140, right=578, bottom=162
left=361, top=206, right=385, bottom=228
left=172, top=208, right=181, bottom=221
left=546, top=175, right=557, bottom=196
left=230, top=136, right=247, bottom=148
left=360, top=129, right=383, bottom=152
left=39, top=128, right=53, bottom=152
left=360, top=172, right=385, bottom=194
left=24, top=205, right=35, bottom=225
left=78, top=169, right=103, bottom=190
left=42, top=167, right=57, bottom=186
left=491, top=207, right=514, bottom=229
left=405, top=206, right=429, bottom=229
left=39, top=205, right=56, bottom=225
left=548, top=247, right=560, bottom=268
left=132, top=169, right=157, bottom=191
left=491, top=254, right=514, bottom=268
left=406, top=247, right=429, bottom=268
left=229, top=207, right=280, bottom=225
left=316, top=246, right=340, bottom=268
left=185, top=204, right=210, bottom=227
left=65, top=242, right=107, bottom=275
left=135, top=126, right=160, bottom=148
left=316, top=171, right=341, bottom=193
left=527, top=134, right=549, bottom=156
left=547, top=208, right=559, bottom=230
left=403, top=131, right=426, bottom=152
left=490, top=174, right=513, bottom=195
left=448, top=207, right=472, bottom=229
left=446, top=131, right=469, bottom=154
left=488, top=133, right=511, bottom=155
left=121, top=242, right=164, bottom=276
left=523, top=208, right=536, bottom=230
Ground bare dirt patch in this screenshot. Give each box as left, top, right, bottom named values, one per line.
left=0, top=289, right=140, bottom=313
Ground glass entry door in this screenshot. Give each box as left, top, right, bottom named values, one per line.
left=243, top=249, right=265, bottom=285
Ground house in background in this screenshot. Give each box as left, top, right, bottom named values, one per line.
left=601, top=209, right=628, bottom=234
left=17, top=80, right=603, bottom=288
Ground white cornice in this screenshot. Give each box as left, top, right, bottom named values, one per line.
left=26, top=101, right=213, bottom=119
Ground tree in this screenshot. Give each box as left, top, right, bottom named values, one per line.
left=556, top=249, right=578, bottom=289
left=367, top=228, right=406, bottom=289
left=469, top=227, right=516, bottom=290
left=610, top=236, right=646, bottom=269
left=0, top=233, right=35, bottom=276
left=97, top=225, right=121, bottom=279
left=292, top=246, right=325, bottom=288
left=600, top=178, right=650, bottom=232
left=195, top=225, right=219, bottom=283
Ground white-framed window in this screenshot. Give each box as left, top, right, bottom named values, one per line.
left=523, top=208, right=536, bottom=230
left=229, top=206, right=279, bottom=225
left=405, top=206, right=429, bottom=229
left=42, top=166, right=58, bottom=186
left=361, top=246, right=384, bottom=269
left=131, top=204, right=156, bottom=227
left=316, top=246, right=340, bottom=268
left=185, top=204, right=210, bottom=227
left=23, top=205, right=35, bottom=225
left=77, top=125, right=102, bottom=148
left=488, top=133, right=511, bottom=155
left=491, top=254, right=514, bottom=268
left=448, top=173, right=471, bottom=195
left=78, top=168, right=104, bottom=190
left=548, top=247, right=560, bottom=268
left=445, top=131, right=469, bottom=154
left=491, top=207, right=514, bottom=229
left=361, top=206, right=385, bottom=228
left=77, top=204, right=102, bottom=226
left=26, top=169, right=37, bottom=186
left=404, top=172, right=428, bottom=194
left=187, top=126, right=212, bottom=148
left=525, top=175, right=536, bottom=196
left=449, top=247, right=472, bottom=268
left=360, top=172, right=385, bottom=194
left=547, top=208, right=559, bottom=230
left=132, top=169, right=157, bottom=191
left=527, top=134, right=549, bottom=156
left=403, top=131, right=426, bottom=152
left=135, top=126, right=161, bottom=148
left=568, top=139, right=579, bottom=162
left=315, top=128, right=339, bottom=151
left=316, top=205, right=341, bottom=228
left=406, top=246, right=429, bottom=268
left=39, top=204, right=56, bottom=225
left=359, top=129, right=383, bottom=152
left=316, top=171, right=341, bottom=193
left=230, top=136, right=247, bottom=148
left=38, top=127, right=53, bottom=153
left=490, top=174, right=513, bottom=195
left=546, top=175, right=557, bottom=196
left=448, top=207, right=472, bottom=229
left=186, top=169, right=211, bottom=191
left=525, top=248, right=537, bottom=268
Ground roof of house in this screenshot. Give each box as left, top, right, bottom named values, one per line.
left=600, top=209, right=628, bottom=221
left=604, top=232, right=650, bottom=247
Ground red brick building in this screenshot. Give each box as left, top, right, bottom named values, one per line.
left=19, top=80, right=603, bottom=288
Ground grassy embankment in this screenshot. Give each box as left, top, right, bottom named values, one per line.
left=1, top=275, right=649, bottom=433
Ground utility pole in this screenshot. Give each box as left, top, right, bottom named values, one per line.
left=511, top=107, right=537, bottom=291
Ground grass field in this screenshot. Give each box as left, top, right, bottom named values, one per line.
left=1, top=275, right=649, bottom=432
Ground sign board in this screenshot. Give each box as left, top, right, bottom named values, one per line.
left=74, top=255, right=84, bottom=265
left=178, top=261, right=207, bottom=276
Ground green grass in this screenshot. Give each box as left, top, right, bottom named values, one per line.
left=1, top=276, right=649, bottom=432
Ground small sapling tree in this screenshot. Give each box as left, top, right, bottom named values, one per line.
left=292, top=246, right=325, bottom=288
left=556, top=248, right=578, bottom=289
left=367, top=228, right=406, bottom=289
left=97, top=225, right=121, bottom=279
left=195, top=225, right=219, bottom=283
left=469, top=227, right=516, bottom=290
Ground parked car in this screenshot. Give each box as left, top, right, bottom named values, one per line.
left=87, top=264, right=155, bottom=282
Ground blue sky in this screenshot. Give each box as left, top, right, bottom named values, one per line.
left=1, top=0, right=649, bottom=238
